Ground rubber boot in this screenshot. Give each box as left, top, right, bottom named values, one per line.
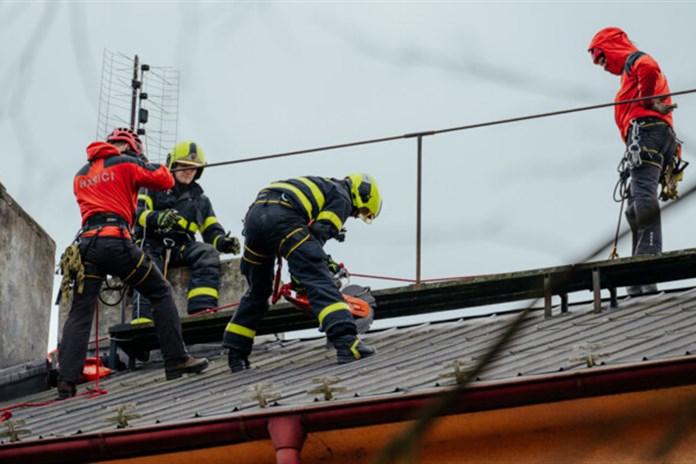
left=228, top=350, right=250, bottom=373
left=57, top=380, right=76, bottom=400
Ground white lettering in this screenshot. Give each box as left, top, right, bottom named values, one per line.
left=79, top=171, right=116, bottom=189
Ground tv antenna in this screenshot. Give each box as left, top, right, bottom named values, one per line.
left=95, top=49, right=180, bottom=163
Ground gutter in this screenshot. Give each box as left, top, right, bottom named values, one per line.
left=2, top=356, right=696, bottom=463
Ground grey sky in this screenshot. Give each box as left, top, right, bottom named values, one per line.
left=3, top=2, right=696, bottom=347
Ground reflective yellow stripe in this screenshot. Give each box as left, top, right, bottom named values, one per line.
left=188, top=287, right=218, bottom=299
left=200, top=216, right=219, bottom=233
left=269, top=182, right=314, bottom=217
left=213, top=235, right=221, bottom=248
left=284, top=234, right=309, bottom=259
left=350, top=339, right=362, bottom=359
left=132, top=261, right=152, bottom=287
left=253, top=199, right=293, bottom=208
left=318, top=302, right=350, bottom=326
left=317, top=211, right=343, bottom=231
left=178, top=217, right=199, bottom=233
left=243, top=256, right=264, bottom=265
left=278, top=227, right=306, bottom=259
left=297, top=177, right=325, bottom=210
left=225, top=322, right=256, bottom=339
left=245, top=245, right=268, bottom=258
left=138, top=210, right=153, bottom=227
left=138, top=193, right=153, bottom=211
left=124, top=253, right=146, bottom=282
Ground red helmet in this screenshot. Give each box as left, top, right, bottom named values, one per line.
left=106, top=127, right=143, bottom=154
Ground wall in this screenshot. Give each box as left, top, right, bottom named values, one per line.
left=58, top=257, right=247, bottom=345
left=0, top=183, right=56, bottom=368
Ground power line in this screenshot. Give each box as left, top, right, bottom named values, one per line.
left=179, top=89, right=696, bottom=172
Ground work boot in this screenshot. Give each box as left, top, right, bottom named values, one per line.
left=228, top=350, right=250, bottom=373
left=164, top=356, right=209, bottom=380
left=57, top=380, right=76, bottom=400
left=334, top=335, right=376, bottom=364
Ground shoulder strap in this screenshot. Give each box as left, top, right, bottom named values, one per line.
left=623, top=51, right=645, bottom=76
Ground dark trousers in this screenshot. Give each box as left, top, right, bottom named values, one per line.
left=58, top=236, right=187, bottom=383
left=625, top=118, right=678, bottom=256
left=133, top=241, right=221, bottom=319
left=222, top=202, right=355, bottom=356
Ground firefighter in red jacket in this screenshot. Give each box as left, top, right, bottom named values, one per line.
left=57, top=128, right=209, bottom=399
left=588, top=27, right=681, bottom=295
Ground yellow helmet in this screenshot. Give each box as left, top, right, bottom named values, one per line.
left=167, top=141, right=207, bottom=180
left=346, top=173, right=382, bottom=224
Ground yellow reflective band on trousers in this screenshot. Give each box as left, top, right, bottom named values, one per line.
left=188, top=287, right=218, bottom=300
left=226, top=322, right=256, bottom=339
left=200, top=216, right=219, bottom=234
left=318, top=301, right=350, bottom=326
left=278, top=227, right=310, bottom=260
left=317, top=211, right=343, bottom=232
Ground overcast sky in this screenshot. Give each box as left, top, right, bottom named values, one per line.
left=3, top=1, right=696, bottom=348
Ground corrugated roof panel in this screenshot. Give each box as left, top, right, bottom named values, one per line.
left=5, top=287, right=696, bottom=444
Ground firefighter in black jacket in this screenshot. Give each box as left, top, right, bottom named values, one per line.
left=132, top=141, right=240, bottom=322
left=223, top=174, right=382, bottom=372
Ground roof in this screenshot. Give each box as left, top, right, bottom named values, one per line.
left=3, top=285, right=696, bottom=446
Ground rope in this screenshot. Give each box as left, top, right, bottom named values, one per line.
left=57, top=243, right=85, bottom=305
left=349, top=272, right=483, bottom=283
left=171, top=89, right=696, bottom=173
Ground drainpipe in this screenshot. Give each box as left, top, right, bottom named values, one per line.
left=268, top=415, right=306, bottom=464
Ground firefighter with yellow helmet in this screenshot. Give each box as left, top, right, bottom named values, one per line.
left=131, top=141, right=241, bottom=322
left=223, top=173, right=382, bottom=373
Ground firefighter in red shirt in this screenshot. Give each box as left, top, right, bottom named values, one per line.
left=588, top=27, right=681, bottom=295
left=57, top=128, right=209, bottom=399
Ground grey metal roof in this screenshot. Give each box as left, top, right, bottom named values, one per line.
left=3, top=286, right=696, bottom=444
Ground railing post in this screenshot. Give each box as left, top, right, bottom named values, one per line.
left=416, top=135, right=423, bottom=288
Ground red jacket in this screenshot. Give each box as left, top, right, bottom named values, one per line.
left=588, top=27, right=673, bottom=140
left=74, top=142, right=174, bottom=238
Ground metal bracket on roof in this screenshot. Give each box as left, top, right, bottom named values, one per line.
left=0, top=419, right=31, bottom=443
left=307, top=376, right=347, bottom=401
left=439, top=358, right=475, bottom=386
left=592, top=267, right=602, bottom=313
left=103, top=404, right=141, bottom=429
left=571, top=343, right=611, bottom=368
left=247, top=383, right=281, bottom=408
left=544, top=274, right=552, bottom=318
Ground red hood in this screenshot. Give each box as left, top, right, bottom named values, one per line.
left=86, top=141, right=120, bottom=161
left=588, top=27, right=638, bottom=75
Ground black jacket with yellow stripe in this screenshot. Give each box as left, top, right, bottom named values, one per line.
left=134, top=181, right=227, bottom=248
left=262, top=176, right=353, bottom=245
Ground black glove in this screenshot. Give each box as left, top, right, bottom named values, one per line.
left=326, top=255, right=341, bottom=275
left=154, top=209, right=181, bottom=229
left=216, top=234, right=241, bottom=255
left=336, top=228, right=347, bottom=243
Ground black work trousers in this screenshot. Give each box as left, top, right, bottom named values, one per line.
left=132, top=241, right=221, bottom=319
left=222, top=201, right=356, bottom=356
left=58, top=236, right=188, bottom=383
left=625, top=118, right=678, bottom=256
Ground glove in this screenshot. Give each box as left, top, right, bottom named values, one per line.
left=336, top=227, right=347, bottom=243
left=154, top=209, right=181, bottom=229
left=326, top=255, right=341, bottom=275
left=216, top=234, right=241, bottom=255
